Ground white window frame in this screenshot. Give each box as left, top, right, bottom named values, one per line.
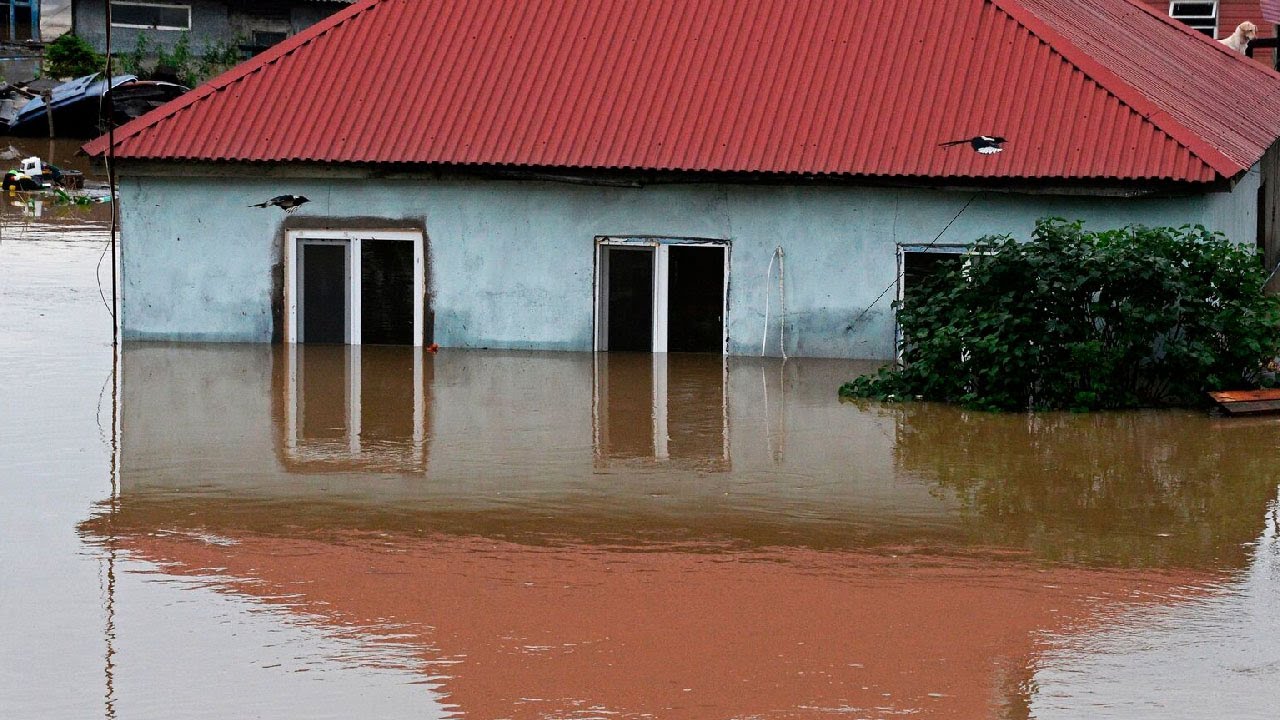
left=110, top=2, right=193, bottom=31
left=1168, top=1, right=1218, bottom=37
left=592, top=236, right=730, bottom=354
left=284, top=228, right=426, bottom=347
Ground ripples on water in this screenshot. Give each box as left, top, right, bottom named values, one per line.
left=1, top=144, right=1279, bottom=718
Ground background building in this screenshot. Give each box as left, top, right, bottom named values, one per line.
left=72, top=0, right=352, bottom=55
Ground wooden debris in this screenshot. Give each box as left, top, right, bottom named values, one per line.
left=1207, top=389, right=1280, bottom=415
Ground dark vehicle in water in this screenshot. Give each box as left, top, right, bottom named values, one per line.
left=0, top=74, right=187, bottom=137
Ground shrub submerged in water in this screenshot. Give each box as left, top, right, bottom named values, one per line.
left=840, top=219, right=1280, bottom=411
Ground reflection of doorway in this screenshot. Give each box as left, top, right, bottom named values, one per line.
left=282, top=345, right=428, bottom=472
left=594, top=237, right=728, bottom=353
left=592, top=352, right=729, bottom=470
left=285, top=230, right=426, bottom=346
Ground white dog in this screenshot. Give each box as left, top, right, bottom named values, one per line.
left=1220, top=21, right=1258, bottom=53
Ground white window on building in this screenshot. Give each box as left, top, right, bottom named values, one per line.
left=110, top=2, right=192, bottom=31
left=1169, top=1, right=1219, bottom=37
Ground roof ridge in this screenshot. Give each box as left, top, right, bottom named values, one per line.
left=988, top=0, right=1241, bottom=180
left=84, top=0, right=385, bottom=157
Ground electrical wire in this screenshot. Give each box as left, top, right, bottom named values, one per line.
left=848, top=192, right=980, bottom=330
left=105, top=2, right=119, bottom=345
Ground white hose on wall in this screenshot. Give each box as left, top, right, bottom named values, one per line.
left=761, top=246, right=787, bottom=359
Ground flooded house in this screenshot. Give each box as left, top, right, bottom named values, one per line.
left=85, top=0, right=1280, bottom=360
left=72, top=0, right=354, bottom=55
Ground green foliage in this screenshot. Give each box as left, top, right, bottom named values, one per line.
left=118, top=32, right=151, bottom=77
left=44, top=33, right=105, bottom=79
left=119, top=31, right=243, bottom=87
left=840, top=219, right=1280, bottom=411
left=196, top=38, right=244, bottom=84
left=155, top=31, right=194, bottom=85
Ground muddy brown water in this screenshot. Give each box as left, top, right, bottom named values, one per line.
left=2, top=151, right=1279, bottom=718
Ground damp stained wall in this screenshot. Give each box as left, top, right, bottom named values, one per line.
left=117, top=169, right=1262, bottom=359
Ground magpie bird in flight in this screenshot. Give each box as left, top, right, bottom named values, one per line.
left=250, top=195, right=310, bottom=213
left=939, top=136, right=1006, bottom=155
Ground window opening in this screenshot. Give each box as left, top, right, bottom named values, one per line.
left=111, top=2, right=192, bottom=30
left=286, top=230, right=426, bottom=347
left=1, top=1, right=39, bottom=42
left=1168, top=1, right=1218, bottom=37
left=896, top=245, right=971, bottom=363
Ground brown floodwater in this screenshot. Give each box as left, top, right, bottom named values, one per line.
left=2, top=149, right=1279, bottom=718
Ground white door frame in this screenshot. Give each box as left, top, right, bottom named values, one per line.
left=285, top=229, right=426, bottom=346
left=593, top=236, right=730, bottom=354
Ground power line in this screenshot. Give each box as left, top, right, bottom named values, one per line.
left=848, top=192, right=980, bottom=330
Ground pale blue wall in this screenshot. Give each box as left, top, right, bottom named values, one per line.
left=117, top=168, right=1261, bottom=359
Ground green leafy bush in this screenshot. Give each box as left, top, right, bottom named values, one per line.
left=44, top=33, right=105, bottom=79
left=120, top=31, right=243, bottom=87
left=841, top=219, right=1280, bottom=411
left=118, top=32, right=151, bottom=77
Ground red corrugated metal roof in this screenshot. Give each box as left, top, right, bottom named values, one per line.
left=85, top=0, right=1280, bottom=184
left=1264, top=0, right=1280, bottom=24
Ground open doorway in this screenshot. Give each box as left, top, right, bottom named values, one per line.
left=668, top=246, right=725, bottom=352
left=361, top=240, right=416, bottom=345
left=595, top=237, right=728, bottom=354
left=606, top=247, right=654, bottom=351
left=300, top=242, right=347, bottom=344
left=286, top=230, right=426, bottom=346
left=896, top=244, right=969, bottom=361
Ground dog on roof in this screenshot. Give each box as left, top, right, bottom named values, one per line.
left=1220, top=21, right=1257, bottom=54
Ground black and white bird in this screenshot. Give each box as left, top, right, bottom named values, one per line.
left=939, top=135, right=1007, bottom=155
left=250, top=195, right=310, bottom=213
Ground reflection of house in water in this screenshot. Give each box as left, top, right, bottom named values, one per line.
left=120, top=344, right=935, bottom=541
left=118, top=343, right=1280, bottom=563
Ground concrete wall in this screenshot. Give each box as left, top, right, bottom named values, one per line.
left=74, top=0, right=345, bottom=53
left=117, top=167, right=1262, bottom=359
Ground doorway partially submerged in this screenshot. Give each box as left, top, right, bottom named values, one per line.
left=594, top=237, right=729, bottom=354
left=285, top=230, right=426, bottom=346
left=896, top=244, right=969, bottom=361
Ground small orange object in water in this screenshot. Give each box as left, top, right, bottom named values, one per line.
left=427, top=343, right=440, bottom=354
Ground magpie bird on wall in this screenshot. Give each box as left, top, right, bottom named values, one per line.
left=939, top=136, right=1007, bottom=155
left=250, top=195, right=311, bottom=213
